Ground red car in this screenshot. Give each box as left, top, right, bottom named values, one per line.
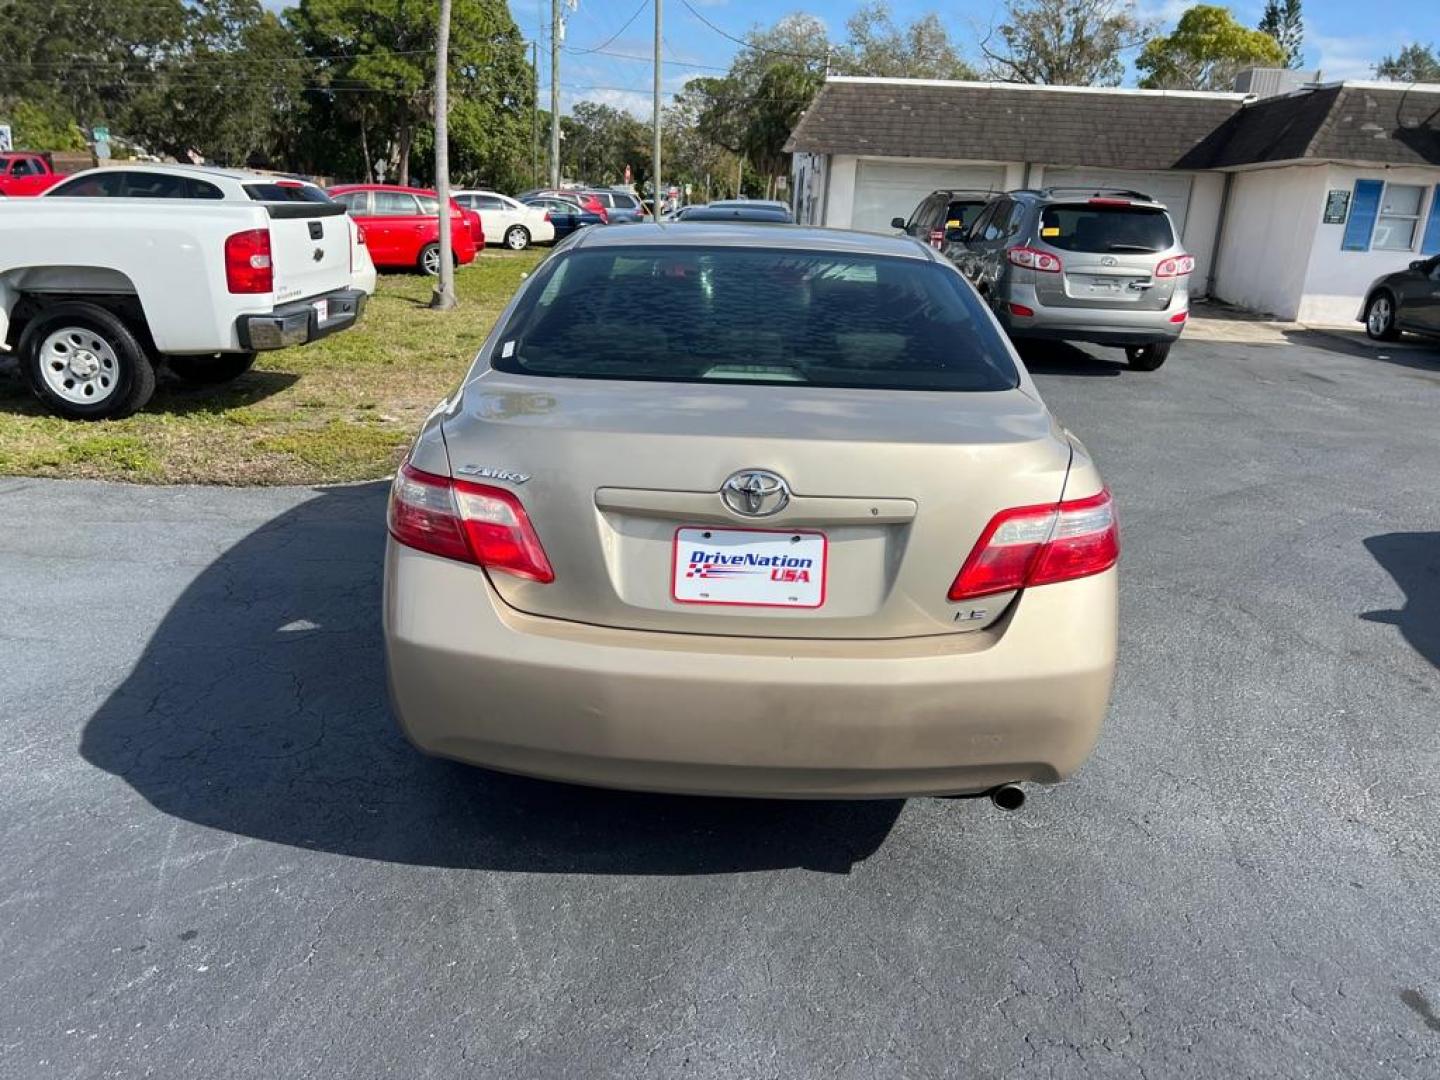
left=327, top=183, right=479, bottom=275
left=0, top=152, right=67, bottom=196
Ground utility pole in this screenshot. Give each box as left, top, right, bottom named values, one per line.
left=549, top=0, right=561, bottom=188
left=531, top=39, right=539, bottom=188
left=651, top=0, right=661, bottom=216
left=430, top=0, right=456, bottom=310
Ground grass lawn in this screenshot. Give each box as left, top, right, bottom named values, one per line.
left=0, top=249, right=545, bottom=485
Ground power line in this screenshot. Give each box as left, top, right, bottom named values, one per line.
left=677, top=0, right=830, bottom=65
left=567, top=0, right=648, bottom=55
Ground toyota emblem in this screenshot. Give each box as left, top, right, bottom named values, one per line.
left=721, top=469, right=790, bottom=517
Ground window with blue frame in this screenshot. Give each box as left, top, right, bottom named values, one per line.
left=1343, top=179, right=1440, bottom=255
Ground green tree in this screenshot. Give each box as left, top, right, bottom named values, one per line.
left=1257, top=0, right=1304, bottom=68
left=4, top=98, right=87, bottom=151
left=1137, top=5, right=1287, bottom=91
left=837, top=3, right=977, bottom=79
left=982, top=0, right=1153, bottom=86
left=127, top=1, right=307, bottom=167
left=559, top=101, right=648, bottom=185
left=1374, top=44, right=1440, bottom=83
left=742, top=62, right=824, bottom=199
left=289, top=0, right=531, bottom=187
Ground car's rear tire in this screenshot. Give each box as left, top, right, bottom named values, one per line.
left=19, top=302, right=156, bottom=420
left=1125, top=342, right=1170, bottom=371
left=168, top=352, right=257, bottom=386
left=419, top=243, right=443, bottom=276
left=505, top=225, right=531, bottom=251
left=1364, top=291, right=1400, bottom=341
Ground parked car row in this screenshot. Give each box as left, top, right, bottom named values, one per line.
left=896, top=186, right=1192, bottom=370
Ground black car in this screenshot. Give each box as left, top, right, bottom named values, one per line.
left=673, top=204, right=793, bottom=224
left=521, top=196, right=604, bottom=240
left=893, top=189, right=996, bottom=250
left=1362, top=255, right=1440, bottom=341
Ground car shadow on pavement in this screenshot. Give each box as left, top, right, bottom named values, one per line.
left=1280, top=329, right=1440, bottom=371
left=79, top=482, right=901, bottom=875
left=1362, top=533, right=1440, bottom=670
left=1014, top=340, right=1124, bottom=377
left=0, top=361, right=299, bottom=416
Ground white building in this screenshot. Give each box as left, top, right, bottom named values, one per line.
left=787, top=75, right=1440, bottom=326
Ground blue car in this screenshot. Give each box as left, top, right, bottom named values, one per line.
left=522, top=196, right=604, bottom=240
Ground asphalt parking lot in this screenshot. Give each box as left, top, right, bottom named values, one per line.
left=3, top=332, right=1438, bottom=1079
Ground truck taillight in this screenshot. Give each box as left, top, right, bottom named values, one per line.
left=388, top=462, right=555, bottom=583
left=224, top=228, right=273, bottom=293
left=948, top=489, right=1118, bottom=601
left=1156, top=253, right=1195, bottom=277
left=928, top=227, right=945, bottom=248
left=1007, top=246, right=1062, bottom=273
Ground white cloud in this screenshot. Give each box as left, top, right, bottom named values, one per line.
left=1309, top=34, right=1399, bottom=81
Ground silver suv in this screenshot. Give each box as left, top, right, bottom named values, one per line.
left=951, top=188, right=1192, bottom=370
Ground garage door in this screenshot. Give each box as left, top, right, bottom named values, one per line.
left=1040, top=168, right=1194, bottom=238
left=851, top=160, right=1005, bottom=232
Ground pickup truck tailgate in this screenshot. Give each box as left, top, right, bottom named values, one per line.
left=265, top=203, right=352, bottom=305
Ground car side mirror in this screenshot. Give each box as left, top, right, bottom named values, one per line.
left=1410, top=260, right=1426, bottom=271
left=890, top=216, right=907, bottom=230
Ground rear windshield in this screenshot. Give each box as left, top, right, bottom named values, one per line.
left=1039, top=203, right=1174, bottom=253
left=945, top=200, right=988, bottom=230
left=243, top=182, right=331, bottom=203
left=490, top=247, right=1019, bottom=392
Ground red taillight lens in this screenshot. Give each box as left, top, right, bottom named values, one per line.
left=1007, top=246, right=1062, bottom=273
left=388, top=462, right=555, bottom=583
left=542, top=210, right=551, bottom=222
left=928, top=227, right=945, bottom=248
left=947, top=488, right=1118, bottom=601
left=1008, top=302, right=1035, bottom=317
left=355, top=223, right=367, bottom=244
left=224, top=228, right=273, bottom=293
left=1156, top=253, right=1195, bottom=278
left=1170, top=310, right=1188, bottom=323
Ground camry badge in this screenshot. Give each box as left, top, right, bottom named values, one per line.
left=456, top=464, right=530, bottom=484
left=721, top=469, right=790, bottom=517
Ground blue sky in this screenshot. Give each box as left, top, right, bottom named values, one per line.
left=513, top=0, right=1440, bottom=116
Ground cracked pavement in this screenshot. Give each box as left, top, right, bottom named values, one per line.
left=2, top=333, right=1439, bottom=1078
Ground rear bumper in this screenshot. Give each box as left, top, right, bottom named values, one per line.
left=236, top=288, right=367, bottom=351
left=383, top=542, right=1117, bottom=799
left=998, top=284, right=1187, bottom=346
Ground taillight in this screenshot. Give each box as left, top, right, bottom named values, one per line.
left=928, top=227, right=944, bottom=248
left=355, top=223, right=367, bottom=244
left=224, top=228, right=272, bottom=293
left=947, top=488, right=1118, bottom=601
left=1008, top=302, right=1035, bottom=317
left=388, top=462, right=555, bottom=583
left=1156, top=253, right=1195, bottom=277
left=1170, top=310, right=1188, bottom=323
left=1007, top=246, right=1062, bottom=273
left=542, top=211, right=551, bottom=222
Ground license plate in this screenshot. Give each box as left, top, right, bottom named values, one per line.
left=672, top=527, right=826, bottom=608
left=312, top=299, right=329, bottom=323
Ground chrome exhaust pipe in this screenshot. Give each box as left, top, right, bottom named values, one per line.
left=988, top=784, right=1026, bottom=812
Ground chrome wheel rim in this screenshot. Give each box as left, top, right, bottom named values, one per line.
left=506, top=227, right=527, bottom=250
left=422, top=247, right=441, bottom=275
left=39, top=326, right=120, bottom=405
left=1368, top=297, right=1392, bottom=336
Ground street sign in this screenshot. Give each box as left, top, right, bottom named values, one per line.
left=92, top=126, right=109, bottom=143
left=0, top=124, right=11, bottom=152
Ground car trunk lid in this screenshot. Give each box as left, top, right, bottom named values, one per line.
left=1030, top=202, right=1177, bottom=311
left=441, top=373, right=1072, bottom=639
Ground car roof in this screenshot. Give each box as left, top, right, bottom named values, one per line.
left=329, top=183, right=440, bottom=196
left=67, top=163, right=318, bottom=184
left=569, top=222, right=932, bottom=258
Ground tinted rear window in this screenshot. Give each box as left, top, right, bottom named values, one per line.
left=243, top=182, right=331, bottom=203
left=1039, top=204, right=1174, bottom=253
left=945, top=200, right=988, bottom=230
left=491, top=247, right=1018, bottom=392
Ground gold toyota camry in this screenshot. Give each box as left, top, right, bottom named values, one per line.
left=383, top=223, right=1118, bottom=802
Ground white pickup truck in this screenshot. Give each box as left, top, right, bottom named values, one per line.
left=0, top=165, right=376, bottom=419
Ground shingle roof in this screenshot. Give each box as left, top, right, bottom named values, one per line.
left=786, top=77, right=1440, bottom=170
left=1200, top=84, right=1440, bottom=167
left=785, top=78, right=1247, bottom=169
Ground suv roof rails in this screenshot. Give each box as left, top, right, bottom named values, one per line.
left=1035, top=186, right=1155, bottom=201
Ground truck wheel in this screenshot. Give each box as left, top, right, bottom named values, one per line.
left=1125, top=342, right=1170, bottom=371
left=418, top=243, right=443, bottom=276
left=168, top=352, right=257, bottom=386
left=19, top=302, right=156, bottom=420
left=504, top=225, right=531, bottom=251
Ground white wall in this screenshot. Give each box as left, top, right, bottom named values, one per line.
left=1212, top=165, right=1329, bottom=320
left=1297, top=163, right=1440, bottom=325
left=819, top=155, right=1015, bottom=230
left=824, top=155, right=859, bottom=229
